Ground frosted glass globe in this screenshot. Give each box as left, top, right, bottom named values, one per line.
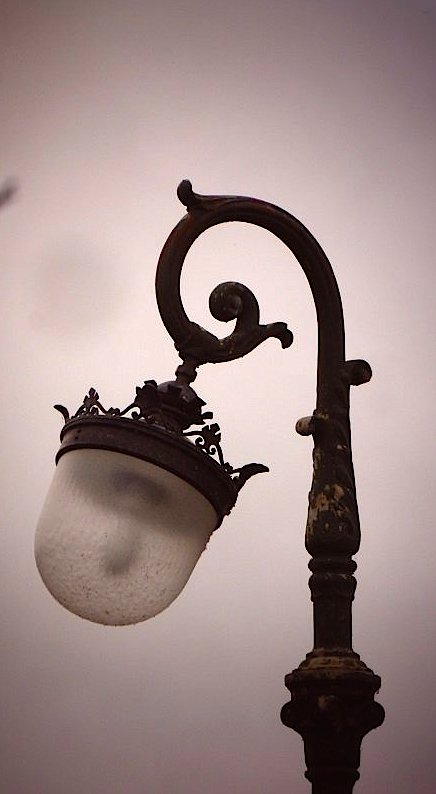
left=35, top=448, right=218, bottom=625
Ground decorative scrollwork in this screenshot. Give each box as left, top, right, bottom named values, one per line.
left=184, top=422, right=228, bottom=469
left=55, top=381, right=204, bottom=431
left=56, top=384, right=160, bottom=424
left=155, top=182, right=294, bottom=371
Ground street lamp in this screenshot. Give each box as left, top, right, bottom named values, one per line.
left=35, top=181, right=384, bottom=791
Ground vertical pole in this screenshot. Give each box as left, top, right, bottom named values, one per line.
left=281, top=371, right=384, bottom=791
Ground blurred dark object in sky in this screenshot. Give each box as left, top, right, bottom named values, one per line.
left=0, top=179, right=18, bottom=210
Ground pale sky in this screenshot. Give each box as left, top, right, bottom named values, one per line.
left=1, top=1, right=436, bottom=792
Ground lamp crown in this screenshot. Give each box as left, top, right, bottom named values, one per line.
left=54, top=379, right=268, bottom=493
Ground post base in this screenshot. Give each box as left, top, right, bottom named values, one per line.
left=281, top=650, right=384, bottom=792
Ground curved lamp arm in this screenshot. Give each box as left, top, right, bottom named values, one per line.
left=156, top=180, right=371, bottom=560
left=156, top=181, right=383, bottom=792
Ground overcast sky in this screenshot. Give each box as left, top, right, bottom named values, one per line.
left=1, top=1, right=436, bottom=792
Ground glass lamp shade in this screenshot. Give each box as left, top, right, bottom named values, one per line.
left=35, top=448, right=219, bottom=625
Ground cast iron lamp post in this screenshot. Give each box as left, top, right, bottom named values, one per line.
left=35, top=182, right=384, bottom=792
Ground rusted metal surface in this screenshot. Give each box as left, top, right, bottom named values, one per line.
left=155, top=181, right=384, bottom=791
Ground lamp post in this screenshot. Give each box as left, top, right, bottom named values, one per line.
left=35, top=181, right=384, bottom=792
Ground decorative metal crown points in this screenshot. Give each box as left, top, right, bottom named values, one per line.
left=54, top=381, right=268, bottom=492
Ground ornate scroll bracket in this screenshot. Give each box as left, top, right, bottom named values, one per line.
left=168, top=280, right=293, bottom=369
left=156, top=181, right=294, bottom=374
left=156, top=182, right=377, bottom=565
